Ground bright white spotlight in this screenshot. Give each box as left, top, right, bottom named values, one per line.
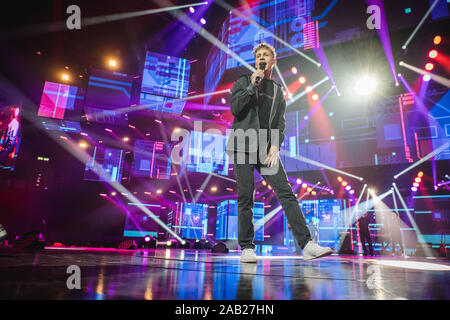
left=355, top=76, right=377, bottom=96
left=200, top=18, right=206, bottom=24
left=423, top=75, right=431, bottom=82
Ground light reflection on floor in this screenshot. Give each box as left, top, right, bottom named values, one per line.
left=0, top=247, right=448, bottom=300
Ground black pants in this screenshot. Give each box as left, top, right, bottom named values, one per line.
left=232, top=152, right=311, bottom=250
left=360, top=230, right=373, bottom=255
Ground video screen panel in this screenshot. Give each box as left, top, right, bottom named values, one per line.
left=83, top=146, right=125, bottom=183
left=38, top=81, right=84, bottom=120
left=123, top=203, right=161, bottom=238
left=216, top=200, right=264, bottom=241
left=173, top=202, right=208, bottom=240
left=0, top=105, right=22, bottom=171
left=282, top=90, right=450, bottom=172
left=83, top=69, right=132, bottom=125
left=141, top=51, right=190, bottom=99
left=187, top=130, right=229, bottom=176
left=284, top=199, right=346, bottom=249
left=132, top=139, right=171, bottom=180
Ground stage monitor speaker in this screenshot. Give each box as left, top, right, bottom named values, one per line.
left=212, top=242, right=229, bottom=253
left=13, top=231, right=45, bottom=250
left=117, top=239, right=136, bottom=250
left=338, top=232, right=354, bottom=254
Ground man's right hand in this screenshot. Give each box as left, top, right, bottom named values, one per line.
left=251, top=69, right=265, bottom=87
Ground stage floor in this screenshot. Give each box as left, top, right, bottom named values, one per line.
left=0, top=247, right=449, bottom=300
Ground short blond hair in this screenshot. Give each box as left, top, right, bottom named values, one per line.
left=253, top=42, right=277, bottom=59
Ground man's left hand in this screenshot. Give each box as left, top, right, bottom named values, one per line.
left=265, top=145, right=279, bottom=167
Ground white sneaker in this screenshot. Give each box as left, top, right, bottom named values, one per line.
left=240, top=248, right=257, bottom=263
left=0, top=224, right=7, bottom=242
left=302, top=240, right=333, bottom=261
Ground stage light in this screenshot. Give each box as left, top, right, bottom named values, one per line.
left=304, top=115, right=309, bottom=120
left=296, top=178, right=302, bottom=184
left=291, top=67, right=298, bottom=74
left=144, top=235, right=151, bottom=242
left=302, top=183, right=307, bottom=188
left=423, top=75, right=431, bottom=82
left=262, top=180, right=267, bottom=186
left=78, top=142, right=88, bottom=149
left=200, top=18, right=206, bottom=24
left=221, top=98, right=226, bottom=104
left=311, top=191, right=317, bottom=196
left=268, top=185, right=272, bottom=190
left=330, top=136, right=335, bottom=140
left=307, top=187, right=312, bottom=192
left=109, top=59, right=117, bottom=68
left=428, top=50, right=438, bottom=59
left=210, top=186, right=217, bottom=192
left=189, top=6, right=195, bottom=13
left=413, top=182, right=419, bottom=187
left=433, top=35, right=442, bottom=45
left=157, top=189, right=162, bottom=194
left=123, top=137, right=129, bottom=142
left=312, top=94, right=318, bottom=100
left=337, top=177, right=343, bottom=182
left=415, top=177, right=422, bottom=183
left=305, top=86, right=312, bottom=92
left=411, top=187, right=418, bottom=192
left=425, top=63, right=434, bottom=71
left=418, top=171, right=424, bottom=177
left=298, top=76, right=306, bottom=84
left=111, top=192, right=116, bottom=196
left=345, top=185, right=351, bottom=191
left=355, top=76, right=377, bottom=96
left=342, top=181, right=348, bottom=187
left=329, top=112, right=334, bottom=117
left=61, top=73, right=69, bottom=81
left=166, top=240, right=172, bottom=246
left=349, top=190, right=355, bottom=194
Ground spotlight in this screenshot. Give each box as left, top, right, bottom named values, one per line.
left=144, top=235, right=151, bottom=242
left=189, top=6, right=195, bottom=13
left=425, top=63, right=434, bottom=71
left=291, top=67, right=298, bottom=74
left=355, top=76, right=377, bottom=96
left=298, top=76, right=306, bottom=84
left=418, top=171, right=424, bottom=177
left=428, top=50, right=438, bottom=59
left=433, top=35, right=442, bottom=45
left=210, top=186, right=217, bottom=192
left=349, top=190, right=355, bottom=194
left=200, top=18, right=206, bottom=24
left=307, top=187, right=312, bottom=192
left=413, top=182, right=419, bottom=187
left=329, top=112, right=334, bottom=117
left=302, top=183, right=307, bottom=189
left=305, top=86, right=312, bottom=93
left=296, top=178, right=302, bottom=184
left=157, top=189, right=162, bottom=194
left=166, top=240, right=172, bottom=246
left=311, top=191, right=317, bottom=196
left=337, top=177, right=343, bottom=182
left=415, top=177, right=421, bottom=183
left=411, top=187, right=418, bottom=192
left=262, top=180, right=267, bottom=186
left=78, top=142, right=88, bottom=149
left=123, top=137, right=129, bottom=142
left=345, top=185, right=351, bottom=191
left=61, top=73, right=70, bottom=81
left=109, top=59, right=117, bottom=68
left=221, top=98, right=226, bottom=104
left=423, top=75, right=431, bottom=82
left=312, top=94, right=318, bottom=100
left=342, top=181, right=348, bottom=187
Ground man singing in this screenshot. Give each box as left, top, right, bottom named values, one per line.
left=226, top=43, right=333, bottom=262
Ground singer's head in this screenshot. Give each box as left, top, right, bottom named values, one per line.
left=253, top=42, right=276, bottom=75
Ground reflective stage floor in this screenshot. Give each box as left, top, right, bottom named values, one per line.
left=0, top=247, right=449, bottom=300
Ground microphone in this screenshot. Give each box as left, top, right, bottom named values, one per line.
left=255, top=62, right=266, bottom=84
